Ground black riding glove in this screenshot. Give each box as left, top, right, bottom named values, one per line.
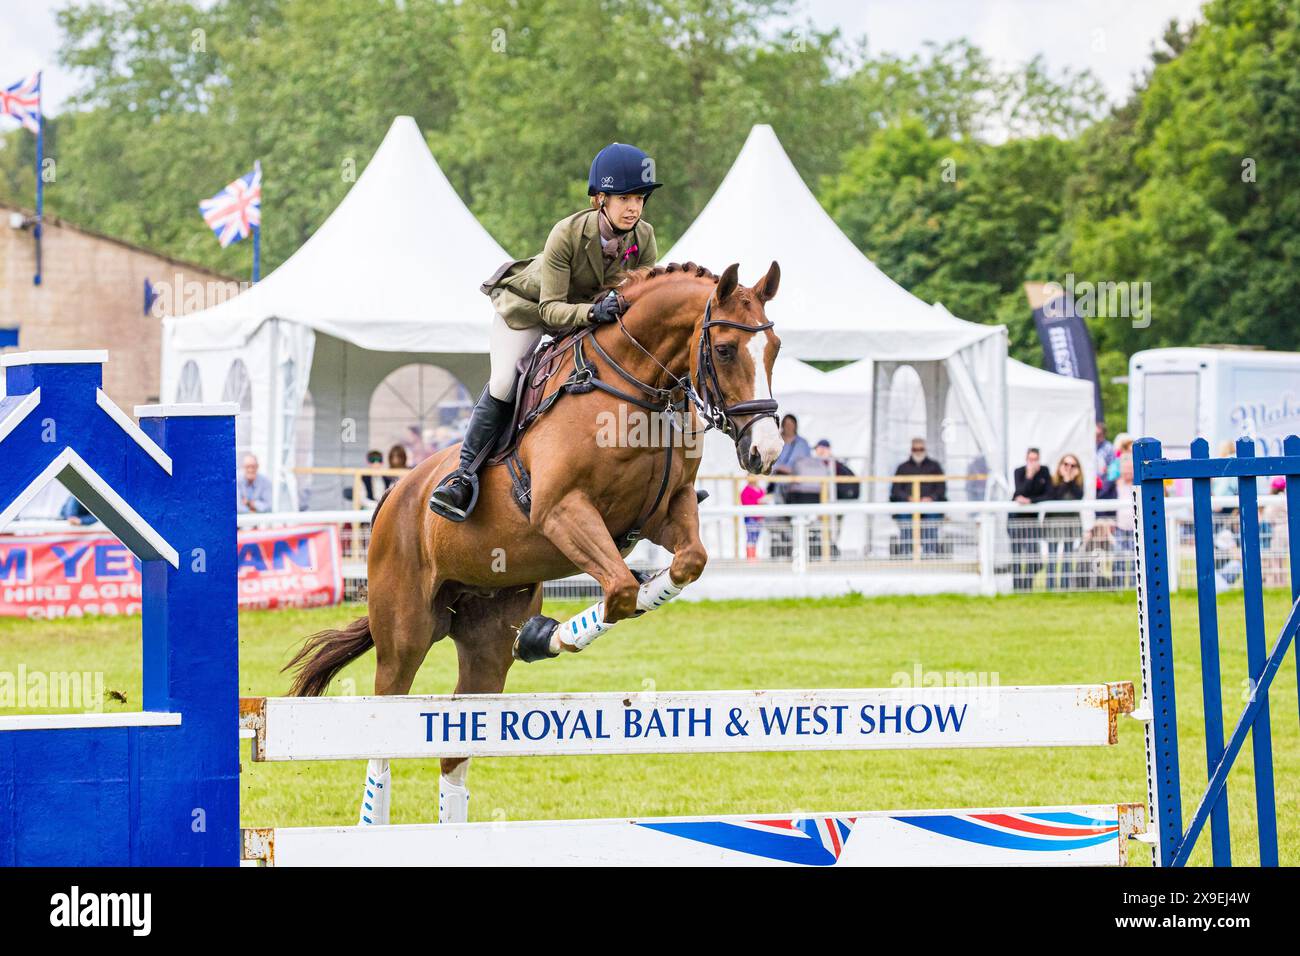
left=590, top=291, right=627, bottom=325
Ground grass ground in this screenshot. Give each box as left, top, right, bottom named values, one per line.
left=2, top=590, right=1296, bottom=866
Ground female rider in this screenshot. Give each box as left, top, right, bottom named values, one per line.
left=429, top=142, right=661, bottom=520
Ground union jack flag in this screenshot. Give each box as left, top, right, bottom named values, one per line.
left=199, top=162, right=262, bottom=247
left=1, top=73, right=41, bottom=135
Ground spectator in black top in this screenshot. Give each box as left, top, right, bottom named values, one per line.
left=1010, top=447, right=1053, bottom=590
left=817, top=440, right=860, bottom=501
left=891, top=437, right=946, bottom=556
left=1044, top=453, right=1085, bottom=591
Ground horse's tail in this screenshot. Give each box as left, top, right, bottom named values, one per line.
left=283, top=615, right=374, bottom=697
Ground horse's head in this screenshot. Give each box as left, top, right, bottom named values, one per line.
left=695, top=261, right=783, bottom=474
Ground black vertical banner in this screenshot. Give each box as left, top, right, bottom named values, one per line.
left=1024, top=282, right=1104, bottom=422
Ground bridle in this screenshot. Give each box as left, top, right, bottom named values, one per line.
left=506, top=289, right=777, bottom=547
left=688, top=298, right=778, bottom=446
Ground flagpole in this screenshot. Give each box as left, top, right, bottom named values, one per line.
left=33, top=70, right=43, bottom=286
left=252, top=159, right=261, bottom=283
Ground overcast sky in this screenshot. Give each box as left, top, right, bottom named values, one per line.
left=5, top=0, right=1206, bottom=116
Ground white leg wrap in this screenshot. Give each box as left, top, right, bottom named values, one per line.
left=556, top=570, right=687, bottom=652
left=636, top=568, right=685, bottom=612
left=557, top=600, right=616, bottom=651
left=439, top=761, right=470, bottom=824
left=358, top=758, right=390, bottom=826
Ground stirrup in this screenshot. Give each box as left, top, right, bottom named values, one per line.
left=429, top=470, right=481, bottom=521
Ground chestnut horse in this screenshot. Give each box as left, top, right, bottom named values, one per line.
left=284, top=260, right=783, bottom=825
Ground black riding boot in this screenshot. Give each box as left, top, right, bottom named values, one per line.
left=428, top=390, right=514, bottom=521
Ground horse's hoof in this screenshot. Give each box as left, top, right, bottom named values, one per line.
left=513, top=615, right=560, bottom=663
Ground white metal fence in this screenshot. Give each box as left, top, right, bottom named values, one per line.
left=6, top=496, right=1287, bottom=601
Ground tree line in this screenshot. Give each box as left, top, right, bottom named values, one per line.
left=3, top=0, right=1296, bottom=430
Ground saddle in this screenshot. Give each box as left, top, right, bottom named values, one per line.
left=482, top=324, right=685, bottom=550
left=488, top=326, right=594, bottom=466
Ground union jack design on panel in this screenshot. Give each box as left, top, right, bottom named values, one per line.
left=1, top=73, right=41, bottom=135
left=639, top=815, right=855, bottom=865
left=200, top=162, right=262, bottom=247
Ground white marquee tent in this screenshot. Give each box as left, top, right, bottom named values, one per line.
left=162, top=116, right=500, bottom=509
left=666, top=125, right=1009, bottom=494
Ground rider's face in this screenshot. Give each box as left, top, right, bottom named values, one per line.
left=600, top=192, right=645, bottom=230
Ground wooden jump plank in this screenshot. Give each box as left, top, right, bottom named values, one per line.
left=240, top=683, right=1134, bottom=761
left=243, top=803, right=1145, bottom=867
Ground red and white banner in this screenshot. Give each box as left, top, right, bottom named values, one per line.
left=0, top=525, right=343, bottom=619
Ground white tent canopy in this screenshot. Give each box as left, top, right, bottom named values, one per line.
left=668, top=125, right=1008, bottom=491
left=163, top=116, right=500, bottom=508
left=1005, top=357, right=1097, bottom=495
left=665, top=124, right=1001, bottom=362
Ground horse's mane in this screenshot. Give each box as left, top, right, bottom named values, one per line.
left=601, top=261, right=718, bottom=299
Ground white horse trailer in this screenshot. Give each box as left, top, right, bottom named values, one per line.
left=1128, top=347, right=1300, bottom=459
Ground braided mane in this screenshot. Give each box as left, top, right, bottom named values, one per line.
left=603, top=261, right=718, bottom=298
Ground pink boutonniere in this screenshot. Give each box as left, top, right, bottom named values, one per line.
left=621, top=243, right=638, bottom=263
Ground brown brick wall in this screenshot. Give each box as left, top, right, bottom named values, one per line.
left=0, top=205, right=238, bottom=411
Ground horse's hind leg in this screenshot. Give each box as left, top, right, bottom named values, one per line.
left=440, top=584, right=542, bottom=823
left=357, top=582, right=451, bottom=826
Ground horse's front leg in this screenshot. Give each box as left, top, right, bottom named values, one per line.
left=645, top=483, right=709, bottom=590
left=512, top=490, right=643, bottom=662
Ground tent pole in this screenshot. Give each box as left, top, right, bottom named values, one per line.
left=268, top=317, right=283, bottom=512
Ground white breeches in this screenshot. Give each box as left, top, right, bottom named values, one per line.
left=489, top=313, right=544, bottom=401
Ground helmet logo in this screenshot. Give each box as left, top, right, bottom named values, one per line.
left=600, top=175, right=615, bottom=189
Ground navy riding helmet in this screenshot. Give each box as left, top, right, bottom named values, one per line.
left=587, top=142, right=663, bottom=197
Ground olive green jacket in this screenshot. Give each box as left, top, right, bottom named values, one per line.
left=480, top=207, right=657, bottom=331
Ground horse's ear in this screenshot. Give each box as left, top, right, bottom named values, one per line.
left=717, top=263, right=740, bottom=303
left=755, top=261, right=780, bottom=302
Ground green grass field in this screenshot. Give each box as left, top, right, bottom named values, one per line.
left=2, top=590, right=1296, bottom=865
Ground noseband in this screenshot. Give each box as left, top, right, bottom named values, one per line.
left=690, top=299, right=778, bottom=446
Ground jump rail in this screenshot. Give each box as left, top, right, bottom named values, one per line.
left=238, top=684, right=1140, bottom=866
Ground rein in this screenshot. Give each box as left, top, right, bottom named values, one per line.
left=514, top=292, right=776, bottom=547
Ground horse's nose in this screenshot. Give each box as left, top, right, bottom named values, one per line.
left=746, top=446, right=765, bottom=474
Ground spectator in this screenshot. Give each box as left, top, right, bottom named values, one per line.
left=966, top=453, right=988, bottom=501
left=770, top=414, right=812, bottom=503
left=1210, top=440, right=1239, bottom=514
left=360, top=449, right=385, bottom=502
left=1263, top=478, right=1289, bottom=584
left=360, top=445, right=409, bottom=503
left=237, top=453, right=273, bottom=514
left=816, top=440, right=860, bottom=501
left=740, top=474, right=766, bottom=562
left=1214, top=519, right=1243, bottom=591
left=1009, top=447, right=1053, bottom=591
left=890, top=437, right=946, bottom=556
left=1104, top=432, right=1133, bottom=486
left=403, top=425, right=433, bottom=466
left=1096, top=423, right=1115, bottom=482
left=1044, top=453, right=1085, bottom=591
left=787, top=448, right=833, bottom=505
left=1112, top=454, right=1136, bottom=587
left=60, top=495, right=99, bottom=527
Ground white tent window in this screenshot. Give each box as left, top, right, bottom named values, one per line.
left=885, top=365, right=927, bottom=467
left=175, top=360, right=203, bottom=403
left=222, top=358, right=253, bottom=458
left=369, top=363, right=470, bottom=466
